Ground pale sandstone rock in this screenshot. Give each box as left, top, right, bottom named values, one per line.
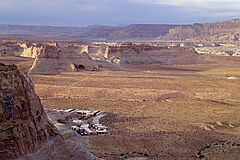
left=19, top=43, right=43, bottom=58
left=29, top=44, right=111, bottom=75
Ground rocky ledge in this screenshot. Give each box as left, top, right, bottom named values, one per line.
left=0, top=63, right=60, bottom=159
left=0, top=63, right=99, bottom=160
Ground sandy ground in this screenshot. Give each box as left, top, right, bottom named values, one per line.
left=0, top=56, right=34, bottom=73
left=30, top=64, right=240, bottom=160
left=1, top=56, right=240, bottom=159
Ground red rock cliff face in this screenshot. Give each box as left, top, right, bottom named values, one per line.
left=0, top=63, right=59, bottom=160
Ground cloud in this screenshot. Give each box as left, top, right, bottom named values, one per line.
left=131, top=0, right=240, bottom=17
left=132, top=0, right=240, bottom=9
left=0, top=0, right=111, bottom=25
left=0, top=0, right=106, bottom=13
left=0, top=0, right=239, bottom=25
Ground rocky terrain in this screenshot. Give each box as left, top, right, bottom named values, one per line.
left=0, top=41, right=123, bottom=74
left=1, top=13, right=240, bottom=160
left=162, top=19, right=240, bottom=41
left=0, top=63, right=60, bottom=159
left=0, top=41, right=23, bottom=56
left=1, top=19, right=240, bottom=41
left=1, top=40, right=240, bottom=75
left=107, top=45, right=204, bottom=65
left=194, top=46, right=240, bottom=56
left=29, top=43, right=122, bottom=75
left=31, top=62, right=240, bottom=159
left=0, top=38, right=240, bottom=159
left=0, top=24, right=177, bottom=40
left=0, top=63, right=99, bottom=160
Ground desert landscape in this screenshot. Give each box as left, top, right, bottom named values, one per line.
left=35, top=65, right=240, bottom=159
left=1, top=1, right=240, bottom=159
left=32, top=57, right=240, bottom=159
left=0, top=32, right=240, bottom=159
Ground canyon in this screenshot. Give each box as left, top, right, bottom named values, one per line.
left=0, top=18, right=240, bottom=160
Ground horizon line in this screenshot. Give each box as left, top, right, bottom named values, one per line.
left=0, top=18, right=239, bottom=28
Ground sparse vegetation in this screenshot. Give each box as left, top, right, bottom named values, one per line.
left=31, top=63, right=240, bottom=159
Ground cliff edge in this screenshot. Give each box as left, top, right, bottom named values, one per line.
left=0, top=63, right=60, bottom=159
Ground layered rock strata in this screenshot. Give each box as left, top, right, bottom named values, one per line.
left=0, top=63, right=60, bottom=159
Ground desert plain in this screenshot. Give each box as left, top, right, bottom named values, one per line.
left=1, top=54, right=240, bottom=159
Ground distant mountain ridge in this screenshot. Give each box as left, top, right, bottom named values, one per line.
left=0, top=19, right=240, bottom=41
left=0, top=24, right=177, bottom=40
left=161, top=19, right=240, bottom=41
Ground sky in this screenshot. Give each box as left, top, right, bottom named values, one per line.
left=0, top=0, right=240, bottom=26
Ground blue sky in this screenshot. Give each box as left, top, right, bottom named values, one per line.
left=0, top=0, right=239, bottom=26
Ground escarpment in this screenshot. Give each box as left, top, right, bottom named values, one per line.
left=0, top=63, right=60, bottom=160
left=162, top=19, right=240, bottom=41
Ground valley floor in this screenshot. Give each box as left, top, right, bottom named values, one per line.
left=31, top=65, right=240, bottom=160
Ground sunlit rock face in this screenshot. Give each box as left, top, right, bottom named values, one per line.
left=19, top=43, right=43, bottom=58
left=19, top=42, right=57, bottom=58
left=162, top=19, right=240, bottom=41
left=0, top=63, right=60, bottom=160
left=29, top=44, right=98, bottom=75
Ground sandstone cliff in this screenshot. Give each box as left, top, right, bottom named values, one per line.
left=104, top=44, right=214, bottom=66
left=29, top=44, right=101, bottom=75
left=0, top=63, right=98, bottom=160
left=0, top=63, right=60, bottom=160
left=0, top=19, right=240, bottom=41
left=162, top=19, right=240, bottom=41
left=19, top=43, right=58, bottom=58
left=19, top=43, right=43, bottom=58
left=29, top=45, right=77, bottom=75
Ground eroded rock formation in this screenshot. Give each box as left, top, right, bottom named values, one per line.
left=19, top=42, right=58, bottom=58
left=0, top=42, right=22, bottom=56
left=29, top=45, right=99, bottom=74
left=0, top=63, right=60, bottom=160
left=28, top=43, right=123, bottom=75
left=162, top=19, right=240, bottom=41
left=19, top=43, right=43, bottom=58
left=106, top=45, right=202, bottom=65
left=29, top=45, right=74, bottom=74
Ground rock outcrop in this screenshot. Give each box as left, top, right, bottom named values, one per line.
left=29, top=44, right=121, bottom=75
left=19, top=43, right=58, bottom=58
left=29, top=45, right=99, bottom=75
left=19, top=43, right=43, bottom=58
left=0, top=63, right=98, bottom=160
left=106, top=45, right=204, bottom=65
left=162, top=19, right=240, bottom=41
left=0, top=42, right=22, bottom=56
left=0, top=63, right=60, bottom=160
left=29, top=45, right=75, bottom=74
